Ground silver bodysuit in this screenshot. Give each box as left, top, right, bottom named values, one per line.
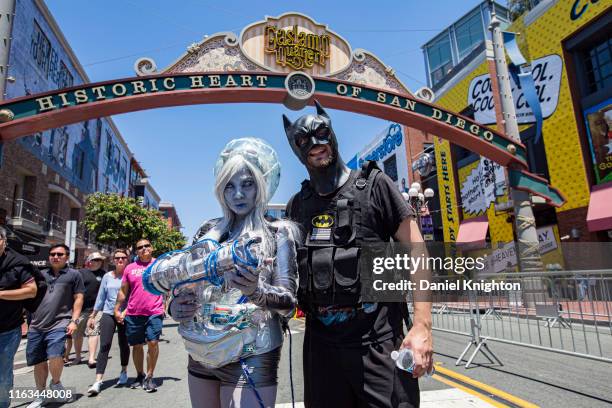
left=178, top=218, right=299, bottom=373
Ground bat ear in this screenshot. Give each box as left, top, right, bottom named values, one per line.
left=283, top=114, right=293, bottom=136
left=314, top=100, right=329, bottom=119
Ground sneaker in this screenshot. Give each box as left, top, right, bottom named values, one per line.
left=26, top=396, right=45, bottom=408
left=87, top=381, right=102, bottom=396
left=49, top=381, right=72, bottom=402
left=143, top=376, right=157, bottom=393
left=130, top=373, right=146, bottom=389
left=117, top=371, right=129, bottom=385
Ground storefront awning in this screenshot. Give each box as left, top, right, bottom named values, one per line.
left=587, top=183, right=612, bottom=232
left=456, top=215, right=489, bottom=249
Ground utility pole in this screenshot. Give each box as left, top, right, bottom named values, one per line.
left=0, top=0, right=15, bottom=100
left=488, top=12, right=543, bottom=275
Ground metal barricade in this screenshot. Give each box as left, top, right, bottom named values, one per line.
left=426, top=270, right=612, bottom=367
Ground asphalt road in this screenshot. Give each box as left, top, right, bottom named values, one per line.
left=11, top=319, right=612, bottom=407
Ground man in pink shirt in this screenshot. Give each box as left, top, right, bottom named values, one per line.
left=113, top=239, right=163, bottom=393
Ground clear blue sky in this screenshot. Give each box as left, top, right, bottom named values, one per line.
left=45, top=0, right=486, bottom=239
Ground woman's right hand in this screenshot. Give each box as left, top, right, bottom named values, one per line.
left=169, top=292, right=198, bottom=323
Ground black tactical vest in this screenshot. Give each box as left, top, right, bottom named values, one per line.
left=289, top=161, right=383, bottom=310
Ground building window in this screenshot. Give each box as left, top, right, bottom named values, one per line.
left=427, top=34, right=453, bottom=86
left=383, top=154, right=398, bottom=182
left=30, top=21, right=51, bottom=74
left=105, top=131, right=112, bottom=160
left=520, top=126, right=550, bottom=182
left=583, top=37, right=612, bottom=95
left=455, top=11, right=484, bottom=60
left=508, top=0, right=541, bottom=21
left=75, top=148, right=85, bottom=180
left=584, top=102, right=612, bottom=185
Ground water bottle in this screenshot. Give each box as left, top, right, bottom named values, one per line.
left=390, top=349, right=435, bottom=377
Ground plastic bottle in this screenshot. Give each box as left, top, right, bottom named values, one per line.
left=390, top=349, right=435, bottom=377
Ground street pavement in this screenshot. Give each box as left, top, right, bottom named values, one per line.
left=10, top=318, right=612, bottom=407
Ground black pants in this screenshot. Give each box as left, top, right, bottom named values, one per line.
left=96, top=313, right=130, bottom=375
left=303, top=328, right=419, bottom=408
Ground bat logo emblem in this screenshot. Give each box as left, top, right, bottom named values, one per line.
left=312, top=214, right=334, bottom=228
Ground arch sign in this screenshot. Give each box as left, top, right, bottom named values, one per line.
left=0, top=13, right=564, bottom=206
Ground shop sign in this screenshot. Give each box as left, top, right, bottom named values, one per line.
left=353, top=123, right=409, bottom=191
left=468, top=54, right=562, bottom=125
left=486, top=242, right=518, bottom=274
left=264, top=25, right=331, bottom=70
left=240, top=13, right=351, bottom=75
left=570, top=0, right=601, bottom=20
left=537, top=225, right=558, bottom=255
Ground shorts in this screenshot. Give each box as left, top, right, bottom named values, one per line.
left=303, top=329, right=420, bottom=408
left=73, top=309, right=101, bottom=337
left=187, top=347, right=281, bottom=387
left=125, top=314, right=163, bottom=346
left=26, top=328, right=67, bottom=366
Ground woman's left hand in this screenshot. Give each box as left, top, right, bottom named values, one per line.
left=227, top=265, right=260, bottom=296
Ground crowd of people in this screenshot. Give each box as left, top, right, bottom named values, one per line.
left=0, top=103, right=434, bottom=408
left=0, top=233, right=166, bottom=408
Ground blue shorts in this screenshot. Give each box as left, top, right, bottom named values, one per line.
left=125, top=315, right=163, bottom=346
left=26, top=328, right=66, bottom=366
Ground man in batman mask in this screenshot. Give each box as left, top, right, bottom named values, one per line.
left=284, top=101, right=433, bottom=408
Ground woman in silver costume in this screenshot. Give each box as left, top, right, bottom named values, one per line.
left=169, top=138, right=300, bottom=408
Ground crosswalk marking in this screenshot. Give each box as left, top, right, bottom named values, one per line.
left=275, top=390, right=495, bottom=408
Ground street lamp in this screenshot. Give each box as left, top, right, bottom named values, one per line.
left=403, top=181, right=434, bottom=214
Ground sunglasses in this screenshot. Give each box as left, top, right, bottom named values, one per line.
left=136, top=244, right=151, bottom=250
left=114, top=256, right=127, bottom=260
left=90, top=259, right=103, bottom=262
left=49, top=252, right=67, bottom=257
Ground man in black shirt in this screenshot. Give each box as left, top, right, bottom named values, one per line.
left=26, top=244, right=84, bottom=407
left=284, top=102, right=433, bottom=407
left=67, top=252, right=106, bottom=368
left=0, top=226, right=37, bottom=408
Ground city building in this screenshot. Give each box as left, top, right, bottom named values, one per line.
left=159, top=202, right=182, bottom=231
left=347, top=123, right=443, bottom=241
left=418, top=0, right=610, bottom=270
left=347, top=123, right=410, bottom=192
left=0, top=0, right=160, bottom=265
left=132, top=177, right=160, bottom=210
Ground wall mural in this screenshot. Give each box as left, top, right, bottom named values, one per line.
left=4, top=0, right=111, bottom=194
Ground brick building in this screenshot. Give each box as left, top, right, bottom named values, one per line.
left=0, top=0, right=162, bottom=266
left=159, top=202, right=182, bottom=231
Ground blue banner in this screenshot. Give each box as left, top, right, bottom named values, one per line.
left=503, top=32, right=543, bottom=144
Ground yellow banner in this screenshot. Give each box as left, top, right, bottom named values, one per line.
left=433, top=136, right=460, bottom=242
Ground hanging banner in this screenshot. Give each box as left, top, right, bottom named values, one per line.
left=503, top=31, right=544, bottom=144
left=434, top=137, right=460, bottom=242
left=460, top=157, right=506, bottom=215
